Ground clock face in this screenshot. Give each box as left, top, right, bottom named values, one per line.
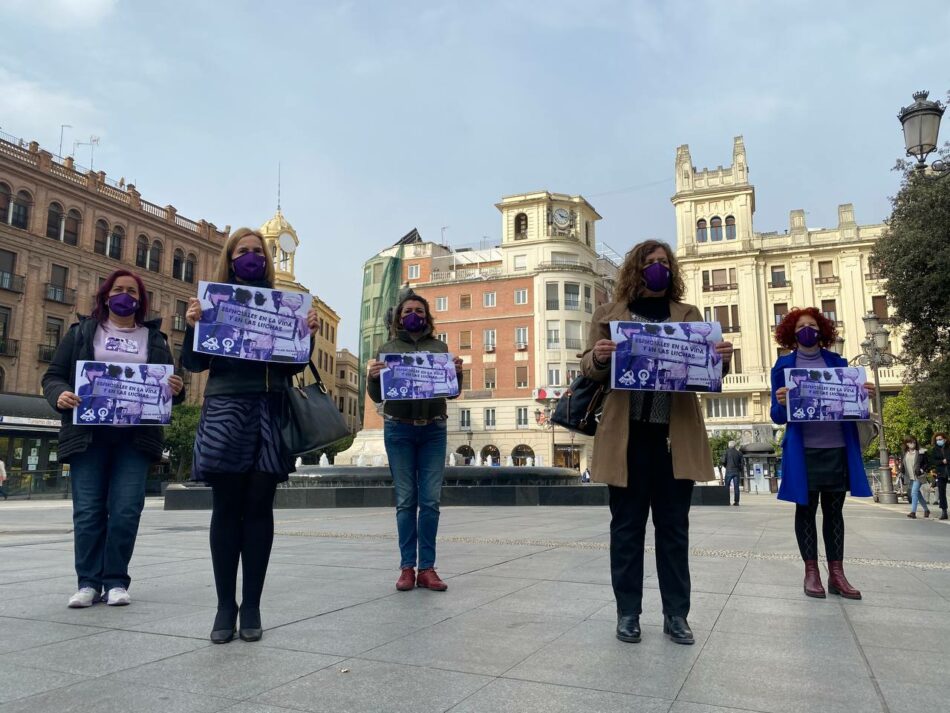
left=553, top=208, right=571, bottom=227
left=277, top=231, right=297, bottom=254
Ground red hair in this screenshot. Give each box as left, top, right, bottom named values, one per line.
left=92, top=269, right=149, bottom=324
left=774, top=307, right=837, bottom=349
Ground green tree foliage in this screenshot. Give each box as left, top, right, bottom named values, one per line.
left=871, top=125, right=950, bottom=422
left=301, top=433, right=356, bottom=465
left=879, top=387, right=949, bottom=457
left=165, top=404, right=201, bottom=479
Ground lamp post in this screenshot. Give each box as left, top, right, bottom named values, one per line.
left=851, top=312, right=898, bottom=504
left=898, top=91, right=949, bottom=177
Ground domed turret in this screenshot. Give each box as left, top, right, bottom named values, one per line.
left=259, top=209, right=299, bottom=286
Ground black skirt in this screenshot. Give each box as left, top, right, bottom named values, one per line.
left=804, top=447, right=847, bottom=492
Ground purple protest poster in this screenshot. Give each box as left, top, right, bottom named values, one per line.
left=194, top=281, right=312, bottom=364
left=610, top=321, right=724, bottom=393
left=73, top=361, right=174, bottom=426
left=785, top=366, right=870, bottom=422
left=380, top=352, right=459, bottom=400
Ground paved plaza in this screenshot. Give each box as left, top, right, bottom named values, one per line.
left=0, top=494, right=948, bottom=713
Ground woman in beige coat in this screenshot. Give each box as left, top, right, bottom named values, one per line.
left=582, top=240, right=732, bottom=645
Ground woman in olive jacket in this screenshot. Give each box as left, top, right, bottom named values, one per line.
left=582, top=240, right=732, bottom=646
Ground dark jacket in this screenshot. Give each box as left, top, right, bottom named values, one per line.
left=897, top=448, right=930, bottom=480
left=367, top=329, right=461, bottom=421
left=180, top=325, right=310, bottom=395
left=41, top=317, right=184, bottom=463
left=721, top=447, right=743, bottom=474
left=930, top=444, right=949, bottom=479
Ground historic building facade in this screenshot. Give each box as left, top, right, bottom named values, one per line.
left=349, top=192, right=616, bottom=469
left=335, top=348, right=362, bottom=434
left=672, top=137, right=904, bottom=441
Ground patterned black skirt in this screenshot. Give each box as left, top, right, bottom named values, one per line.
left=191, top=393, right=294, bottom=483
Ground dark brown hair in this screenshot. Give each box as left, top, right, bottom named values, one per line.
left=613, top=240, right=684, bottom=303
left=390, top=294, right=436, bottom=337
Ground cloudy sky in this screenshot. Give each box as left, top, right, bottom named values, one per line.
left=2, top=0, right=948, bottom=347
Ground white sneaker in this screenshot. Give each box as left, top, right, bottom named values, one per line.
left=106, top=587, right=131, bottom=606
left=68, top=587, right=99, bottom=608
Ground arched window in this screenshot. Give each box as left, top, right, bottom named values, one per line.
left=94, top=219, right=109, bottom=254
left=696, top=219, right=707, bottom=242
left=0, top=183, right=10, bottom=223
left=455, top=445, right=475, bottom=465
left=710, top=216, right=723, bottom=241
left=725, top=215, right=736, bottom=240
left=149, top=240, right=163, bottom=273
left=184, top=253, right=197, bottom=283
left=46, top=202, right=64, bottom=240
left=512, top=444, right=535, bottom=466
left=63, top=209, right=81, bottom=246
left=514, top=213, right=528, bottom=240
left=173, top=249, right=184, bottom=280
left=135, top=235, right=149, bottom=268
left=108, top=225, right=124, bottom=259
left=11, top=190, right=31, bottom=229
left=480, top=444, right=500, bottom=463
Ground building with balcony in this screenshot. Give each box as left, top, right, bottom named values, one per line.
left=672, top=137, right=904, bottom=441
left=348, top=192, right=617, bottom=469
left=335, top=348, right=362, bottom=434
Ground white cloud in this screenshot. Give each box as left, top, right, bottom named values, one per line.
left=0, top=0, right=118, bottom=28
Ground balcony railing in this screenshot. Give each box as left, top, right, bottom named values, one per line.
left=173, top=314, right=187, bottom=332
left=584, top=302, right=593, bottom=313
left=546, top=299, right=560, bottom=310
left=0, top=337, right=19, bottom=357
left=546, top=341, right=561, bottom=350
left=565, top=338, right=583, bottom=350
left=564, top=300, right=580, bottom=311
left=44, top=284, right=76, bottom=305
left=0, top=271, right=26, bottom=293
left=702, top=283, right=738, bottom=292
left=722, top=325, right=741, bottom=334
left=38, top=344, right=57, bottom=362
left=815, top=276, right=839, bottom=284
left=865, top=273, right=883, bottom=280
left=767, top=280, right=788, bottom=288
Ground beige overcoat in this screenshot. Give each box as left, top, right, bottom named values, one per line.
left=580, top=300, right=718, bottom=487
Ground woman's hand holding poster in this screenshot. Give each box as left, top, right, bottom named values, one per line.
left=380, top=352, right=459, bottom=400
left=610, top=320, right=724, bottom=393
left=785, top=366, right=871, bottom=422
left=73, top=361, right=174, bottom=425
left=194, top=281, right=312, bottom=363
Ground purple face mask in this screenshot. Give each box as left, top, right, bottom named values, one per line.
left=232, top=252, right=267, bottom=281
left=108, top=292, right=138, bottom=317
left=643, top=262, right=671, bottom=292
left=401, top=312, right=426, bottom=332
left=796, top=325, right=819, bottom=347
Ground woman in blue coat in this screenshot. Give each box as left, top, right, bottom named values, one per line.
left=770, top=307, right=874, bottom=600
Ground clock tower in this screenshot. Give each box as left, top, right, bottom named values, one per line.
left=259, top=209, right=302, bottom=291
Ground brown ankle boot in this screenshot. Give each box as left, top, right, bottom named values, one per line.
left=827, top=561, right=861, bottom=600
left=803, top=560, right=826, bottom=598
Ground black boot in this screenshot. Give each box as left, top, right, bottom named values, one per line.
left=210, top=607, right=237, bottom=644
left=663, top=615, right=694, bottom=645
left=616, top=615, right=641, bottom=643
left=239, top=606, right=263, bottom=642
left=940, top=509, right=948, bottom=521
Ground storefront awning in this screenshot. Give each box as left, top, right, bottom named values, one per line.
left=0, top=393, right=62, bottom=432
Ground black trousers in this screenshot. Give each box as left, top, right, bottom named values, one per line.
left=208, top=472, right=278, bottom=612
left=608, top=423, right=694, bottom=618
left=936, top=477, right=948, bottom=511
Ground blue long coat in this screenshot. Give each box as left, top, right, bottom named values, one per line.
left=770, top=349, right=873, bottom=505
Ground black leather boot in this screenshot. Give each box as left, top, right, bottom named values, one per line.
left=663, top=615, right=694, bottom=645
left=616, top=615, right=641, bottom=643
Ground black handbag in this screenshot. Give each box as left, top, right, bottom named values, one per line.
left=551, top=375, right=610, bottom=436
left=280, top=361, right=351, bottom=456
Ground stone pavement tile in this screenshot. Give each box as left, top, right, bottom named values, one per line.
left=476, top=549, right=609, bottom=580
left=111, top=642, right=340, bottom=701
left=861, top=645, right=939, bottom=684
left=588, top=590, right=728, bottom=633
left=0, top=629, right=209, bottom=677
left=0, top=677, right=233, bottom=713
left=830, top=564, right=939, bottom=596
left=125, top=605, right=319, bottom=640
left=255, top=658, right=491, bottom=713
left=398, top=571, right=537, bottom=611
left=838, top=589, right=948, bottom=613
left=843, top=605, right=950, bottom=654
left=0, top=616, right=104, bottom=654
left=446, top=678, right=671, bottom=713
left=735, top=558, right=804, bottom=585
left=678, top=631, right=878, bottom=713
left=712, top=594, right=851, bottom=641
left=907, top=568, right=950, bottom=598
left=731, top=581, right=815, bottom=601
left=477, top=580, right=614, bottom=619
left=361, top=607, right=581, bottom=676
left=218, top=704, right=306, bottom=713
left=686, top=557, right=746, bottom=595
left=876, top=679, right=946, bottom=713
left=0, top=591, right=214, bottom=628
left=0, top=662, right=85, bottom=705
left=0, top=565, right=69, bottom=584
left=506, top=618, right=704, bottom=698
left=670, top=703, right=768, bottom=713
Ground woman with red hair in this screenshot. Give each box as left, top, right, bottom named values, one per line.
left=770, top=307, right=873, bottom=600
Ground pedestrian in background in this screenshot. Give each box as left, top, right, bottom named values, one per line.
left=182, top=227, right=319, bottom=644
left=771, top=307, right=872, bottom=601
left=899, top=436, right=931, bottom=519
left=583, top=239, right=732, bottom=646
left=42, top=269, right=183, bottom=609
left=722, top=440, right=743, bottom=506
left=367, top=292, right=463, bottom=593
left=930, top=432, right=949, bottom=520
left=0, top=458, right=8, bottom=500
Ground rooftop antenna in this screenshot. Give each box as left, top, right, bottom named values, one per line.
left=441, top=226, right=449, bottom=246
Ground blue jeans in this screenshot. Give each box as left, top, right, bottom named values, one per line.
left=384, top=420, right=447, bottom=570
left=69, top=438, right=151, bottom=591
left=725, top=473, right=741, bottom=504
left=910, top=479, right=930, bottom=514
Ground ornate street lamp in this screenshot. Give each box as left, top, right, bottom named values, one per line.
left=851, top=312, right=898, bottom=504
left=898, top=90, right=948, bottom=176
